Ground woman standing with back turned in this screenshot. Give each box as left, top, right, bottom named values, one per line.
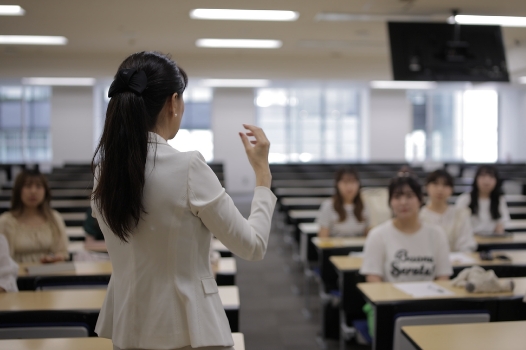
left=91, top=52, right=276, bottom=350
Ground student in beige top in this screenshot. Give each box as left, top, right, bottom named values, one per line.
left=0, top=170, right=69, bottom=263
left=420, top=170, right=476, bottom=252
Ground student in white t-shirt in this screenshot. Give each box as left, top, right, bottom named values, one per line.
left=317, top=167, right=369, bottom=238
left=360, top=175, right=452, bottom=283
left=420, top=170, right=477, bottom=252
left=455, top=166, right=510, bottom=235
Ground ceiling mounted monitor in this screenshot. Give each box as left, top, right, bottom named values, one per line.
left=388, top=22, right=509, bottom=82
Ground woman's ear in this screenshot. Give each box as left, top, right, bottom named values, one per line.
left=171, top=93, right=179, bottom=116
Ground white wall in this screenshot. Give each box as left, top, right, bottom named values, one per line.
left=212, top=88, right=256, bottom=194
left=50, top=87, right=94, bottom=166
left=368, top=89, right=411, bottom=161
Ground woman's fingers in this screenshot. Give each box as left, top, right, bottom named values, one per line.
left=239, top=132, right=252, bottom=151
left=243, top=124, right=270, bottom=146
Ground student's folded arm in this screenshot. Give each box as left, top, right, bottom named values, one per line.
left=189, top=152, right=277, bottom=261
left=434, top=227, right=453, bottom=279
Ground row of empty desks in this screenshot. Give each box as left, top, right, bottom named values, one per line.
left=0, top=189, right=91, bottom=201
left=357, top=278, right=526, bottom=350
left=0, top=286, right=240, bottom=334
left=0, top=333, right=246, bottom=350
left=18, top=258, right=237, bottom=290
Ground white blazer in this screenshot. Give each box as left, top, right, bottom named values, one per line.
left=91, top=132, right=277, bottom=349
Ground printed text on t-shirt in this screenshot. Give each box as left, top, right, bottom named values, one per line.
left=390, top=249, right=435, bottom=278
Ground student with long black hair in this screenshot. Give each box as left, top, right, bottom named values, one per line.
left=455, top=166, right=510, bottom=235
left=317, top=167, right=369, bottom=237
left=91, top=52, right=276, bottom=350
left=420, top=170, right=476, bottom=252
left=360, top=175, right=452, bottom=283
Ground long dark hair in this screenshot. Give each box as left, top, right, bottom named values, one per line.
left=469, top=165, right=503, bottom=220
left=332, top=167, right=364, bottom=222
left=92, top=51, right=187, bottom=242
left=11, top=170, right=61, bottom=237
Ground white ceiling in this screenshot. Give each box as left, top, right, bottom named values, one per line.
left=1, top=0, right=526, bottom=79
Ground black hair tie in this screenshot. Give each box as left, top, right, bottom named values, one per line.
left=108, top=68, right=148, bottom=98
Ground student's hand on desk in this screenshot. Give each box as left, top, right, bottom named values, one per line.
left=239, top=124, right=272, bottom=188
left=495, top=223, right=505, bottom=235
left=40, top=255, right=65, bottom=264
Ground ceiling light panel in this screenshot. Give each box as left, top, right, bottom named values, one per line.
left=22, top=77, right=95, bottom=86
left=0, top=5, right=25, bottom=16
left=199, top=79, right=270, bottom=88
left=370, top=81, right=437, bottom=89
left=196, top=39, right=282, bottom=49
left=0, top=35, right=68, bottom=45
left=190, top=9, right=299, bottom=21
left=454, top=15, right=526, bottom=27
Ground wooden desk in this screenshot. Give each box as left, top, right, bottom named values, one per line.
left=402, top=321, right=526, bottom=350
left=358, top=278, right=526, bottom=350
left=505, top=220, right=526, bottom=232
left=0, top=286, right=240, bottom=333
left=476, top=233, right=526, bottom=250
left=0, top=333, right=246, bottom=350
left=18, top=258, right=236, bottom=290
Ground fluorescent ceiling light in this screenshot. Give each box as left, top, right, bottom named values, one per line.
left=199, top=79, right=270, bottom=88
left=22, top=77, right=95, bottom=86
left=0, top=5, right=25, bottom=15
left=315, top=12, right=445, bottom=22
left=190, top=9, right=299, bottom=21
left=370, top=81, right=437, bottom=89
left=0, top=35, right=67, bottom=45
left=454, top=15, right=526, bottom=27
left=196, top=38, right=282, bottom=49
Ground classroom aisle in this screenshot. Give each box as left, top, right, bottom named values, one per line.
left=232, top=195, right=368, bottom=350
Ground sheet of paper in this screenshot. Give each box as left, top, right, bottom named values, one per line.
left=449, top=252, right=477, bottom=265
left=393, top=282, right=455, bottom=298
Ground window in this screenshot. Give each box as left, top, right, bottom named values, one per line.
left=0, top=86, right=52, bottom=163
left=99, top=85, right=214, bottom=162
left=256, top=87, right=362, bottom=163
left=168, top=87, right=214, bottom=161
left=406, top=88, right=498, bottom=163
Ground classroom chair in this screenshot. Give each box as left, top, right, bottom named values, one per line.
left=392, top=310, right=490, bottom=350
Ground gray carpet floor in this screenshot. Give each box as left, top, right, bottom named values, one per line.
left=231, top=195, right=371, bottom=350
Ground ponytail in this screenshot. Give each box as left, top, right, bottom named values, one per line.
left=92, top=52, right=187, bottom=242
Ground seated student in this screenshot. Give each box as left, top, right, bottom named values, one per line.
left=0, top=234, right=18, bottom=292
left=420, top=170, right=477, bottom=252
left=317, top=167, right=369, bottom=237
left=455, top=165, right=510, bottom=235
left=360, top=175, right=452, bottom=282
left=83, top=207, right=104, bottom=241
left=0, top=170, right=69, bottom=263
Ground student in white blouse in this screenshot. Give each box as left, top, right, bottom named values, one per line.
left=420, top=170, right=477, bottom=252
left=317, top=167, right=369, bottom=238
left=360, top=175, right=452, bottom=283
left=455, top=166, right=510, bottom=235
left=90, top=52, right=276, bottom=350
